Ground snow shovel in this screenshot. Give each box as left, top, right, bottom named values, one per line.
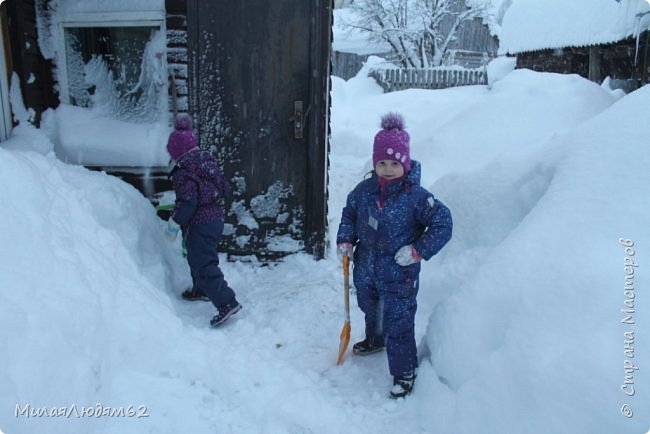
left=336, top=255, right=351, bottom=365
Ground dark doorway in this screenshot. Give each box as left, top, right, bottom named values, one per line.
left=187, top=0, right=331, bottom=260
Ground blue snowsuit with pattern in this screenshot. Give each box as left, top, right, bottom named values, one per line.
left=336, top=160, right=452, bottom=376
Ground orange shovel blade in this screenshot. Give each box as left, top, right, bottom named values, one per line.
left=336, top=321, right=351, bottom=365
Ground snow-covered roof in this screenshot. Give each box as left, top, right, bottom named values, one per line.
left=499, top=0, right=650, bottom=54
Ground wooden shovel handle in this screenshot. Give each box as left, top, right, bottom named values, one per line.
left=342, top=255, right=350, bottom=320
left=336, top=255, right=352, bottom=365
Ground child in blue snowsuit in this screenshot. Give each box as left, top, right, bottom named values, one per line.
left=336, top=112, right=452, bottom=398
left=165, top=114, right=242, bottom=327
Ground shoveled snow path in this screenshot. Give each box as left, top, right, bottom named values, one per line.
left=161, top=147, right=437, bottom=433
left=168, top=253, right=433, bottom=433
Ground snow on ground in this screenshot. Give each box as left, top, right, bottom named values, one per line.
left=1, top=65, right=649, bottom=433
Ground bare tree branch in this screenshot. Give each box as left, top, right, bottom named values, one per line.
left=343, top=0, right=492, bottom=67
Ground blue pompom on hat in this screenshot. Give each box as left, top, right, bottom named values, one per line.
left=372, top=112, right=411, bottom=172
left=167, top=113, right=198, bottom=160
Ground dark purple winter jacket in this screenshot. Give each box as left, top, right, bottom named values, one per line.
left=170, top=149, right=228, bottom=226
left=337, top=160, right=452, bottom=288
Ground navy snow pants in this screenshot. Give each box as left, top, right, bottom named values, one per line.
left=354, top=272, right=419, bottom=377
left=184, top=220, right=236, bottom=308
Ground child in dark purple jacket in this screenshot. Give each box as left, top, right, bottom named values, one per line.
left=165, top=114, right=241, bottom=327
left=336, top=113, right=452, bottom=398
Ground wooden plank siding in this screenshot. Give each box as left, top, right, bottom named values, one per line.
left=3, top=0, right=57, bottom=127
left=515, top=31, right=650, bottom=89
left=165, top=0, right=189, bottom=118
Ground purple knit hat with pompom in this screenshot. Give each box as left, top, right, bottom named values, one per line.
left=372, top=112, right=411, bottom=172
left=167, top=113, right=198, bottom=160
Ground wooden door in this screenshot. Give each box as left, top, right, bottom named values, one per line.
left=187, top=0, right=331, bottom=260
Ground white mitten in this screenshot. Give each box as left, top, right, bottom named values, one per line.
left=337, top=242, right=353, bottom=260
left=394, top=245, right=422, bottom=266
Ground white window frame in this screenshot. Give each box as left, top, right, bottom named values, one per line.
left=56, top=11, right=165, bottom=105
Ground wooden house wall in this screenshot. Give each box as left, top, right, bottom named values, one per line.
left=3, top=0, right=331, bottom=258
left=165, top=0, right=189, bottom=117
left=3, top=0, right=188, bottom=127
left=440, top=1, right=498, bottom=67
left=3, top=0, right=57, bottom=127
left=600, top=31, right=650, bottom=84
left=515, top=31, right=650, bottom=87
left=516, top=47, right=589, bottom=77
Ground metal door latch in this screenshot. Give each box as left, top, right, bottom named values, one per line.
left=293, top=100, right=303, bottom=139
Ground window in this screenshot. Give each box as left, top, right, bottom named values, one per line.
left=52, top=10, right=170, bottom=167
left=62, top=24, right=165, bottom=123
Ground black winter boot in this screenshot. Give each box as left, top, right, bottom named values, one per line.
left=210, top=300, right=242, bottom=327
left=389, top=373, right=416, bottom=399
left=181, top=287, right=210, bottom=302
left=352, top=337, right=385, bottom=356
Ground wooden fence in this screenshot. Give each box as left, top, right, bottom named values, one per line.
left=369, top=67, right=487, bottom=92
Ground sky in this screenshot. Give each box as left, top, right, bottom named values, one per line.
left=2, top=4, right=650, bottom=434
left=332, top=8, right=392, bottom=55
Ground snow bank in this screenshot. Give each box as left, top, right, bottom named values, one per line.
left=423, top=83, right=650, bottom=434
left=42, top=104, right=170, bottom=167
left=424, top=69, right=616, bottom=179
left=486, top=55, right=516, bottom=88
left=0, top=142, right=188, bottom=433
left=330, top=69, right=649, bottom=433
